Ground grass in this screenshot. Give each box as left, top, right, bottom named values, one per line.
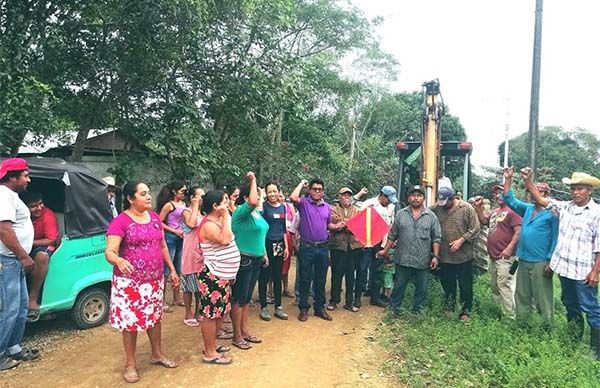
left=378, top=272, right=600, bottom=387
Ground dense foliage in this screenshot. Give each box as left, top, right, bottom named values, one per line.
left=0, top=0, right=468, bottom=195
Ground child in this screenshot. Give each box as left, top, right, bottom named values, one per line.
left=382, top=248, right=396, bottom=299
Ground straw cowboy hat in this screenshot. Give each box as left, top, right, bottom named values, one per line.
left=102, top=176, right=116, bottom=187
left=562, top=172, right=600, bottom=189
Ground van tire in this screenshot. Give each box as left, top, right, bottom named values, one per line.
left=72, top=287, right=110, bottom=329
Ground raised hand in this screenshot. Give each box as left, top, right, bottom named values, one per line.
left=503, top=166, right=514, bottom=180
left=520, top=167, right=533, bottom=181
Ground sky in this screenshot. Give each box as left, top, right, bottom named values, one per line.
left=352, top=0, right=600, bottom=168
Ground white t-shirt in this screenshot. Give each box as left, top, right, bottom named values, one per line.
left=361, top=197, right=395, bottom=226
left=0, top=185, right=34, bottom=256
left=361, top=196, right=395, bottom=246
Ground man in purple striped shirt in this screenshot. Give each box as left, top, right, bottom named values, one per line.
left=291, top=178, right=336, bottom=322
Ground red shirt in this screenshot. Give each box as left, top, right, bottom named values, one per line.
left=486, top=206, right=522, bottom=259
left=33, top=207, right=60, bottom=251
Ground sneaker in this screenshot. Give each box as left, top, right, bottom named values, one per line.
left=260, top=307, right=272, bottom=321
left=274, top=306, right=288, bottom=320
left=369, top=299, right=389, bottom=308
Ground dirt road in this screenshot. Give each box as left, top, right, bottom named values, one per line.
left=3, top=289, right=394, bottom=387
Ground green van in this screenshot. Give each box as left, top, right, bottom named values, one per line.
left=19, top=157, right=114, bottom=329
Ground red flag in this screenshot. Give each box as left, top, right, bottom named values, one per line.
left=346, top=207, right=390, bottom=247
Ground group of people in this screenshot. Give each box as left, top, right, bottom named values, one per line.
left=3, top=155, right=600, bottom=382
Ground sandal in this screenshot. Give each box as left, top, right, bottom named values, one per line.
left=283, top=291, right=295, bottom=298
left=9, top=348, right=40, bottom=361
left=343, top=305, right=359, bottom=312
left=123, top=366, right=139, bottom=383
left=202, top=345, right=230, bottom=355
left=150, top=358, right=178, bottom=368
left=183, top=318, right=199, bottom=327
left=217, top=331, right=234, bottom=340
left=326, top=304, right=337, bottom=311
left=26, top=308, right=40, bottom=323
left=232, top=340, right=252, bottom=350
left=0, top=356, right=20, bottom=371
left=163, top=305, right=174, bottom=313
left=202, top=355, right=232, bottom=365
left=243, top=335, right=262, bottom=344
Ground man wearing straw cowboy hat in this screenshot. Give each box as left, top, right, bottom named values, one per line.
left=522, top=167, right=600, bottom=359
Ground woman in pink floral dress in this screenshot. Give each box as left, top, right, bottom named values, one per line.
left=105, top=181, right=180, bottom=383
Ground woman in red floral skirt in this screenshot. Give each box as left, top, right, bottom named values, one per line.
left=105, top=181, right=180, bottom=383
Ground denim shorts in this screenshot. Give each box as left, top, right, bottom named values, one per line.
left=231, top=255, right=262, bottom=306
left=164, top=231, right=183, bottom=276
left=30, top=246, right=54, bottom=258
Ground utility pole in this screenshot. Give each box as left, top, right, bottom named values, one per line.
left=528, top=0, right=544, bottom=178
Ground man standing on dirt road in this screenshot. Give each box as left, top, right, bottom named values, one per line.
left=357, top=186, right=398, bottom=308
left=378, top=186, right=441, bottom=313
left=291, top=178, right=334, bottom=322
left=0, top=158, right=40, bottom=371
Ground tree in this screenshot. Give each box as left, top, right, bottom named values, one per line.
left=498, top=127, right=600, bottom=197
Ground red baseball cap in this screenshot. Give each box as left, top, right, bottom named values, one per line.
left=0, top=158, right=29, bottom=179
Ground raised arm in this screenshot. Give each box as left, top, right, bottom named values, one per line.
left=244, top=172, right=259, bottom=208
left=521, top=167, right=549, bottom=208
left=472, top=197, right=490, bottom=226
left=290, top=179, right=308, bottom=204
left=353, top=187, right=368, bottom=201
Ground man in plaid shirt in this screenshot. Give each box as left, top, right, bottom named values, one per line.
left=522, top=167, right=600, bottom=359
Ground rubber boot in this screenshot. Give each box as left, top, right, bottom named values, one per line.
left=591, top=328, right=600, bottom=360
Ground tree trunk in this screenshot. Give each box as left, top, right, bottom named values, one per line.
left=348, top=123, right=356, bottom=174
left=71, top=126, right=91, bottom=162
left=6, top=129, right=28, bottom=156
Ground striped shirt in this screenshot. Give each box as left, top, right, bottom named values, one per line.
left=432, top=200, right=481, bottom=264
left=199, top=219, right=241, bottom=280
left=548, top=199, right=600, bottom=280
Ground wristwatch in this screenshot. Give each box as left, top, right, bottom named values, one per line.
left=432, top=255, right=439, bottom=259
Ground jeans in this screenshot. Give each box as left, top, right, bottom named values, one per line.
left=389, top=266, right=428, bottom=312
left=356, top=248, right=371, bottom=297
left=489, top=257, right=516, bottom=317
left=559, top=276, right=600, bottom=329
left=365, top=246, right=384, bottom=302
left=298, top=244, right=329, bottom=313
left=0, top=255, right=28, bottom=356
left=329, top=248, right=361, bottom=306
left=439, top=260, right=473, bottom=314
left=231, top=255, right=261, bottom=307
left=164, top=231, right=183, bottom=275
left=515, top=260, right=554, bottom=326
left=259, top=239, right=284, bottom=308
